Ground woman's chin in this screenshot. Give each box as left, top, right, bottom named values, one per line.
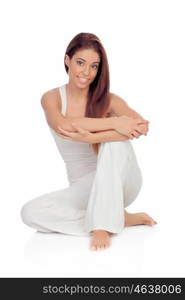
left=75, top=80, right=90, bottom=89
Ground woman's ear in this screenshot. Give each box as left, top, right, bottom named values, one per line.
left=65, top=54, right=70, bottom=67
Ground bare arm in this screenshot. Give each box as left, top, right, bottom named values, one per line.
left=123, top=108, right=144, bottom=120
left=41, top=89, right=147, bottom=140
left=41, top=91, right=117, bottom=133
left=63, top=98, right=145, bottom=132
left=62, top=94, right=147, bottom=136
left=89, top=130, right=129, bottom=143
left=57, top=93, right=149, bottom=143
left=56, top=126, right=130, bottom=143
left=109, top=93, right=145, bottom=120
left=61, top=116, right=117, bottom=133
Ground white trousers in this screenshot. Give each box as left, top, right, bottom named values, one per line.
left=21, top=140, right=142, bottom=236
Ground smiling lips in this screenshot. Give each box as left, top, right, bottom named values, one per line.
left=77, top=76, right=89, bottom=83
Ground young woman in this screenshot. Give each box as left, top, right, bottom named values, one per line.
left=21, top=32, right=157, bottom=251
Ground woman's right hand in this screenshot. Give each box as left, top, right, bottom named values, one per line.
left=114, top=115, right=149, bottom=139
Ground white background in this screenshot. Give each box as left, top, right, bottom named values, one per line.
left=0, top=0, right=185, bottom=277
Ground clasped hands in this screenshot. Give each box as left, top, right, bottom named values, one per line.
left=115, top=115, right=149, bottom=139
left=55, top=115, right=149, bottom=142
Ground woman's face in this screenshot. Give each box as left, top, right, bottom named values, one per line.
left=65, top=48, right=100, bottom=88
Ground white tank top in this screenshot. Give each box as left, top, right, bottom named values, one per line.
left=49, top=84, right=97, bottom=184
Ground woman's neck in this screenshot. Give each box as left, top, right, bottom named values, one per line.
left=66, top=80, right=88, bottom=104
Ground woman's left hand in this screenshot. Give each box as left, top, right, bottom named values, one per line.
left=56, top=123, right=94, bottom=143
left=138, top=122, right=149, bottom=136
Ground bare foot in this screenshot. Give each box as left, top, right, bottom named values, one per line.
left=90, top=230, right=111, bottom=251
left=124, top=210, right=157, bottom=227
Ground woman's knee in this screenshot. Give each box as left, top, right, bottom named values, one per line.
left=101, top=140, right=133, bottom=158
left=124, top=167, right=143, bottom=207
left=20, top=201, right=35, bottom=226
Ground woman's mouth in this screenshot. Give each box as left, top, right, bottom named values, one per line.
left=77, top=76, right=89, bottom=83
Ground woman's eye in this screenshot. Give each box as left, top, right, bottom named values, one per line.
left=92, top=65, right=98, bottom=70
left=77, top=61, right=83, bottom=65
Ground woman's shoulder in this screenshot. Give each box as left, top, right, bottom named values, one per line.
left=107, top=92, right=128, bottom=117
left=109, top=92, right=127, bottom=105
left=41, top=87, right=59, bottom=99
left=41, top=87, right=61, bottom=112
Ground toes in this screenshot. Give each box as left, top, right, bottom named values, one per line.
left=150, top=218, right=157, bottom=225
left=146, top=219, right=157, bottom=226
left=99, top=243, right=106, bottom=250
left=104, top=241, right=111, bottom=249
left=90, top=241, right=110, bottom=251
left=96, top=244, right=103, bottom=250
left=152, top=220, right=157, bottom=225
left=90, top=243, right=97, bottom=251
left=142, top=213, right=157, bottom=226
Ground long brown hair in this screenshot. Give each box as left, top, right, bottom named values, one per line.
left=64, top=32, right=110, bottom=155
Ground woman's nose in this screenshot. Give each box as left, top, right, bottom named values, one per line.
left=82, top=66, right=90, bottom=76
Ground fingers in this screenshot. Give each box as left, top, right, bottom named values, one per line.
left=58, top=124, right=89, bottom=141
left=136, top=126, right=146, bottom=135
left=131, top=130, right=141, bottom=138
left=55, top=132, right=71, bottom=140
left=130, top=120, right=150, bottom=139
left=58, top=127, right=69, bottom=135
left=136, top=119, right=150, bottom=124
left=136, top=123, right=149, bottom=135
left=71, top=123, right=89, bottom=136
left=58, top=127, right=74, bottom=137
left=129, top=128, right=146, bottom=139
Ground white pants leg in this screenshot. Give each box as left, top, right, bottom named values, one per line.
left=20, top=171, right=96, bottom=236
left=84, top=140, right=142, bottom=234
left=21, top=140, right=142, bottom=236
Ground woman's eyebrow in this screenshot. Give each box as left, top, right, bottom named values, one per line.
left=76, top=57, right=100, bottom=63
